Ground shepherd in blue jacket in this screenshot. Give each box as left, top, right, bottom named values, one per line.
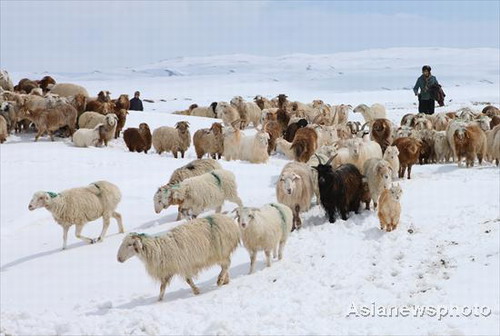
left=413, top=65, right=438, bottom=115
left=129, top=91, right=144, bottom=111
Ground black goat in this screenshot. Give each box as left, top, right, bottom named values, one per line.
left=284, top=118, right=308, bottom=142
left=313, top=154, right=364, bottom=223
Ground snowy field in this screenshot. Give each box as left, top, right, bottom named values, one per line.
left=1, top=48, right=499, bottom=335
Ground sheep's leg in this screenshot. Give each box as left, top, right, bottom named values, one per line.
left=278, top=241, right=285, bottom=260
left=293, top=205, right=302, bottom=230
left=180, top=150, right=185, bottom=158
left=158, top=275, right=173, bottom=301
left=112, top=211, right=124, bottom=233
left=62, top=226, right=70, bottom=250
left=217, top=260, right=230, bottom=286
left=273, top=246, right=278, bottom=259
left=265, top=250, right=272, bottom=267
left=185, top=278, right=200, bottom=295
left=176, top=209, right=182, bottom=221
left=75, top=224, right=96, bottom=244
left=49, top=131, right=55, bottom=141
left=97, top=215, right=111, bottom=242
left=249, top=250, right=257, bottom=274
left=407, top=165, right=412, bottom=180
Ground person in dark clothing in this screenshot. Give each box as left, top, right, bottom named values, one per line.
left=129, top=91, right=144, bottom=111
left=413, top=65, right=438, bottom=115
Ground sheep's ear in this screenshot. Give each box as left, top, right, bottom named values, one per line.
left=133, top=238, right=143, bottom=253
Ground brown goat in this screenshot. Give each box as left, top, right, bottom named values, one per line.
left=392, top=137, right=422, bottom=179
left=123, top=123, right=152, bottom=153
left=284, top=118, right=308, bottom=142
left=453, top=124, right=487, bottom=168
left=276, top=108, right=290, bottom=134
left=71, top=94, right=87, bottom=116
left=114, top=109, right=128, bottom=138
left=371, top=118, right=393, bottom=153
left=25, top=104, right=77, bottom=141
left=277, top=94, right=288, bottom=110
left=113, top=94, right=130, bottom=111
left=263, top=120, right=282, bottom=154
left=490, top=115, right=500, bottom=129
left=291, top=127, right=318, bottom=163
left=193, top=122, right=224, bottom=159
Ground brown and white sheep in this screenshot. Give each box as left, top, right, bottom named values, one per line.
left=152, top=121, right=191, bottom=158
left=193, top=122, right=224, bottom=159
left=452, top=124, right=487, bottom=168
left=123, top=123, right=152, bottom=153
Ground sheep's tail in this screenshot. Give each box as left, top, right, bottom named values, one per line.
left=88, top=181, right=121, bottom=210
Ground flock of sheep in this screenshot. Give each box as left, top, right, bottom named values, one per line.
left=2, top=68, right=500, bottom=301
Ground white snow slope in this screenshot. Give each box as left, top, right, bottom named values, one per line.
left=1, top=48, right=499, bottom=335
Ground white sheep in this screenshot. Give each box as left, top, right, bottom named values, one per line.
left=275, top=138, right=295, bottom=159
left=276, top=162, right=317, bottom=231
left=154, top=159, right=222, bottom=219
left=78, top=111, right=115, bottom=129
left=49, top=83, right=89, bottom=97
left=446, top=119, right=468, bottom=161
left=28, top=181, right=123, bottom=249
left=191, top=102, right=219, bottom=118
left=383, top=146, right=400, bottom=179
left=363, top=158, right=393, bottom=209
left=168, top=169, right=243, bottom=219
left=344, top=136, right=383, bottom=174
left=230, top=96, right=262, bottom=129
left=72, top=123, right=103, bottom=147
left=353, top=103, right=387, bottom=123
left=239, top=131, right=270, bottom=164
left=433, top=131, right=452, bottom=163
left=117, top=214, right=240, bottom=301
left=0, top=69, right=14, bottom=91
left=234, top=203, right=293, bottom=274
left=152, top=121, right=191, bottom=158
left=215, top=101, right=239, bottom=126
left=222, top=122, right=242, bottom=161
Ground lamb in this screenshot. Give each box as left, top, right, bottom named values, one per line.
left=392, top=137, right=422, bottom=179
left=377, top=183, right=402, bottom=232
left=49, top=83, right=89, bottom=97
left=291, top=127, right=318, bottom=163
left=222, top=121, right=242, bottom=161
left=168, top=169, right=243, bottom=219
left=72, top=123, right=103, bottom=147
left=353, top=103, right=387, bottom=123
left=276, top=162, right=317, bottom=230
left=284, top=118, right=308, bottom=142
left=152, top=121, right=191, bottom=158
left=117, top=214, right=239, bottom=301
left=113, top=109, right=128, bottom=138
left=312, top=155, right=363, bottom=223
left=239, top=131, right=270, bottom=164
left=28, top=181, right=123, bottom=249
left=363, top=158, right=393, bottom=209
left=215, top=101, right=239, bottom=126
left=234, top=203, right=293, bottom=274
left=123, top=123, right=152, bottom=153
left=230, top=96, right=261, bottom=129
left=452, top=124, right=487, bottom=168
left=193, top=122, right=224, bottom=159
left=191, top=102, right=219, bottom=118
left=344, top=137, right=383, bottom=174
left=383, top=146, right=400, bottom=179
left=0, top=115, right=7, bottom=143
left=433, top=131, right=452, bottom=163
left=25, top=104, right=77, bottom=141
left=370, top=118, right=393, bottom=153
left=0, top=70, right=14, bottom=91
left=154, top=159, right=222, bottom=219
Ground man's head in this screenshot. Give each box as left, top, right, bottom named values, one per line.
left=422, top=65, right=431, bottom=77
left=134, top=91, right=140, bottom=98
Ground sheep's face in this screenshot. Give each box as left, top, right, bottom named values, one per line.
left=389, top=184, right=403, bottom=202
left=377, top=164, right=392, bottom=188
left=353, top=104, right=368, bottom=114
left=154, top=187, right=170, bottom=214
left=175, top=121, right=190, bottom=134
left=384, top=146, right=399, bottom=160
left=230, top=96, right=243, bottom=106
left=396, top=126, right=412, bottom=138
left=117, top=235, right=142, bottom=262
left=105, top=114, right=117, bottom=127
left=234, top=207, right=255, bottom=229
left=28, top=191, right=49, bottom=211
left=280, top=172, right=300, bottom=195
left=454, top=128, right=467, bottom=141
left=0, top=101, right=11, bottom=112
left=347, top=139, right=361, bottom=158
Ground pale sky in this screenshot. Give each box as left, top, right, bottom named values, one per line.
left=1, top=0, right=498, bottom=72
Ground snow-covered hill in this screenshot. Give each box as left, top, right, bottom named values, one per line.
left=2, top=48, right=499, bottom=335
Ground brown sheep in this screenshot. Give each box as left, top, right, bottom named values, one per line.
left=123, top=123, right=152, bottom=153
left=392, top=137, right=422, bottom=179
left=263, top=120, right=282, bottom=154
left=70, top=93, right=87, bottom=116
left=39, top=76, right=56, bottom=93
left=276, top=108, right=290, bottom=134
left=114, top=109, right=128, bottom=138
left=193, top=122, right=224, bottom=159
left=482, top=105, right=499, bottom=118
left=370, top=118, right=393, bottom=153
left=291, top=127, right=318, bottom=163
left=284, top=118, right=308, bottom=142
left=490, top=115, right=500, bottom=129
left=453, top=124, right=487, bottom=168
left=277, top=94, right=288, bottom=110
left=25, top=104, right=77, bottom=141
left=15, top=78, right=39, bottom=94
left=113, top=94, right=130, bottom=111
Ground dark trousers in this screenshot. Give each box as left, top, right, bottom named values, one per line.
left=418, top=98, right=435, bottom=115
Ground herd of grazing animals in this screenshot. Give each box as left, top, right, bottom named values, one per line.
left=1, top=69, right=499, bottom=300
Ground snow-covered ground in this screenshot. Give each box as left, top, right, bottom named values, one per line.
left=1, top=48, right=499, bottom=335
